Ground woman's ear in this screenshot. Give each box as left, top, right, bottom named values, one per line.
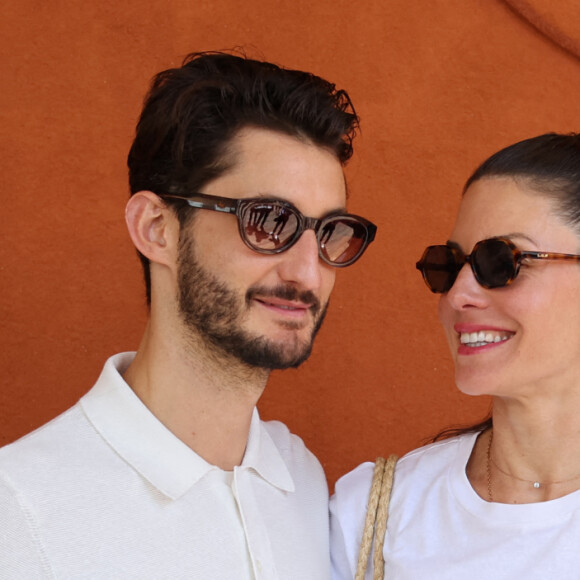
left=125, top=191, right=178, bottom=265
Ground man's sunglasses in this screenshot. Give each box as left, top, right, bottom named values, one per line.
left=416, top=237, right=580, bottom=293
left=159, top=192, right=377, bottom=267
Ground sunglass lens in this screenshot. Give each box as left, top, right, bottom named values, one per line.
left=472, top=239, right=516, bottom=288
left=319, top=217, right=369, bottom=265
left=241, top=202, right=299, bottom=251
left=417, top=246, right=458, bottom=293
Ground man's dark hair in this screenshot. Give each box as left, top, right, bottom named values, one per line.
left=127, top=51, right=359, bottom=303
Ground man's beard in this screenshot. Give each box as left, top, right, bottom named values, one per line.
left=177, top=236, right=328, bottom=370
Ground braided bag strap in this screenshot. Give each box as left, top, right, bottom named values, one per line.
left=354, top=454, right=398, bottom=580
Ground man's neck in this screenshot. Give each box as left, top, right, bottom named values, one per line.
left=123, top=322, right=270, bottom=470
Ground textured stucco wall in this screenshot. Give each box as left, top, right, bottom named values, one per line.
left=2, top=0, right=579, bottom=488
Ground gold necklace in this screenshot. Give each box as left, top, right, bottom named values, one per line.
left=486, top=428, right=580, bottom=502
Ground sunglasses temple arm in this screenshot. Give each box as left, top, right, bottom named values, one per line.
left=185, top=199, right=237, bottom=214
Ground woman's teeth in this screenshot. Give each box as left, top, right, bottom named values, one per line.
left=459, top=331, right=511, bottom=348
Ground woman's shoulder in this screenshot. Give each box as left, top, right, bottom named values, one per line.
left=397, top=431, right=477, bottom=476
left=331, top=461, right=376, bottom=515
left=329, top=434, right=478, bottom=578
left=330, top=462, right=376, bottom=578
left=332, top=432, right=477, bottom=507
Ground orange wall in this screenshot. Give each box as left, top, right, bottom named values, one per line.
left=2, top=0, right=580, bottom=489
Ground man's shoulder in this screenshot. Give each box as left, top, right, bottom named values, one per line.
left=0, top=353, right=132, bottom=469
left=260, top=418, right=325, bottom=476
left=261, top=418, right=307, bottom=452
left=0, top=402, right=90, bottom=481
left=261, top=417, right=292, bottom=441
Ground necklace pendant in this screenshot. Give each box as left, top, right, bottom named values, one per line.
left=533, top=482, right=541, bottom=489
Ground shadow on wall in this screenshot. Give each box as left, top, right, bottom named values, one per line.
left=503, top=0, right=580, bottom=60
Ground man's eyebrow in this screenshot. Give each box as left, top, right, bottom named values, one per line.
left=253, top=193, right=348, bottom=214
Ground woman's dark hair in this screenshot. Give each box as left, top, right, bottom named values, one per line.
left=432, top=133, right=580, bottom=443
left=127, top=51, right=359, bottom=303
left=464, top=132, right=580, bottom=232
left=429, top=417, right=492, bottom=443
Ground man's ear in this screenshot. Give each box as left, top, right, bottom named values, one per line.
left=125, top=191, right=179, bottom=265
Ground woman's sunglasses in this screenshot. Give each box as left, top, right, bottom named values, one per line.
left=416, top=237, right=580, bottom=293
left=160, top=192, right=377, bottom=267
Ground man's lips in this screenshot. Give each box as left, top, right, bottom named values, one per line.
left=247, top=285, right=321, bottom=316
left=253, top=297, right=313, bottom=318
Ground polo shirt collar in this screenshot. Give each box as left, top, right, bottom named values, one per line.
left=241, top=408, right=295, bottom=493
left=80, top=352, right=294, bottom=500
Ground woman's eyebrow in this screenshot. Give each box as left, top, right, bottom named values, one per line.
left=445, top=233, right=539, bottom=251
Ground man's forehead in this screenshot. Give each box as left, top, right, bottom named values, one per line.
left=226, top=126, right=338, bottom=162
left=207, top=127, right=347, bottom=209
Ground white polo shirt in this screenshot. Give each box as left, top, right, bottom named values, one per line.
left=0, top=353, right=330, bottom=579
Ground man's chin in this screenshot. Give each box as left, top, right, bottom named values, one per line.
left=270, top=342, right=314, bottom=370
left=230, top=334, right=315, bottom=370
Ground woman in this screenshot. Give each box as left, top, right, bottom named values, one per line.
left=330, top=133, right=580, bottom=579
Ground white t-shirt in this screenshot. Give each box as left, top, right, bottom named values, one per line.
left=330, top=432, right=580, bottom=579
left=0, top=353, right=330, bottom=579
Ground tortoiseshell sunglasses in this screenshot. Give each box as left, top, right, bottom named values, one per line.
left=416, top=237, right=580, bottom=293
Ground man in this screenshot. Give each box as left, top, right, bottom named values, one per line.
left=0, top=52, right=376, bottom=577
